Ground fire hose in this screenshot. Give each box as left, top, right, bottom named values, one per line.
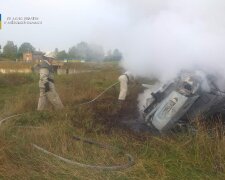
left=77, top=81, right=119, bottom=106
left=33, top=136, right=135, bottom=171
left=0, top=82, right=136, bottom=171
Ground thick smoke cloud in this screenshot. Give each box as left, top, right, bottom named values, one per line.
left=113, top=0, right=225, bottom=82
left=2, top=0, right=225, bottom=83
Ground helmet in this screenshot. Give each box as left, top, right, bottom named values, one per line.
left=43, top=51, right=56, bottom=59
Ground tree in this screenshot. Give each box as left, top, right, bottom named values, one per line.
left=3, top=41, right=18, bottom=60
left=112, top=49, right=123, bottom=61
left=76, top=42, right=89, bottom=60
left=68, top=46, right=78, bottom=59
left=104, top=49, right=123, bottom=61
left=68, top=42, right=107, bottom=61
left=87, top=44, right=104, bottom=61
left=56, top=50, right=68, bottom=60
left=18, top=42, right=35, bottom=58
left=72, top=42, right=105, bottom=61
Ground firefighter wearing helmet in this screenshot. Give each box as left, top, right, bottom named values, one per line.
left=118, top=71, right=135, bottom=101
left=37, top=52, right=64, bottom=110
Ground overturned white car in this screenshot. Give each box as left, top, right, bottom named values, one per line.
left=139, top=70, right=225, bottom=133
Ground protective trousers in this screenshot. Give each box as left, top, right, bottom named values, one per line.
left=118, top=75, right=128, bottom=100
left=37, top=82, right=64, bottom=110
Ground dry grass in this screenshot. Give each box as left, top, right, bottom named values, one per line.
left=62, top=61, right=107, bottom=71
left=0, top=62, right=224, bottom=179
left=0, top=61, right=34, bottom=69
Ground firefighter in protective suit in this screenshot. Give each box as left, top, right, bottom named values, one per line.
left=37, top=52, right=64, bottom=111
left=118, top=71, right=135, bottom=102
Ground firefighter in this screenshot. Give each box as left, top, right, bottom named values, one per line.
left=118, top=71, right=135, bottom=102
left=37, top=52, right=64, bottom=111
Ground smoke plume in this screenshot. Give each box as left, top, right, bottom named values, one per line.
left=113, top=0, right=225, bottom=82
left=2, top=0, right=225, bottom=83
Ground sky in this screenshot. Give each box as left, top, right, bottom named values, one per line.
left=0, top=0, right=130, bottom=51
left=1, top=0, right=225, bottom=81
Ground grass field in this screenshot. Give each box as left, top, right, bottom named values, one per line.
left=0, top=61, right=34, bottom=69
left=0, top=62, right=225, bottom=179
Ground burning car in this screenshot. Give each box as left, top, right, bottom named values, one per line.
left=140, top=70, right=225, bottom=133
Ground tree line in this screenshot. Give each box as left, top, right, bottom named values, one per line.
left=0, top=41, right=123, bottom=61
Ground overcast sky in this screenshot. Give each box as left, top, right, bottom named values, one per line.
left=0, top=0, right=131, bottom=51
left=1, top=0, right=225, bottom=81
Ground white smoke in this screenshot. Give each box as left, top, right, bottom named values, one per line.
left=112, top=0, right=225, bottom=83
left=138, top=83, right=162, bottom=112
left=2, top=0, right=225, bottom=83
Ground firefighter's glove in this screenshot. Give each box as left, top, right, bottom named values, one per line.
left=44, top=82, right=50, bottom=92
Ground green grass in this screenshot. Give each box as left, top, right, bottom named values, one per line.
left=0, top=62, right=224, bottom=179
